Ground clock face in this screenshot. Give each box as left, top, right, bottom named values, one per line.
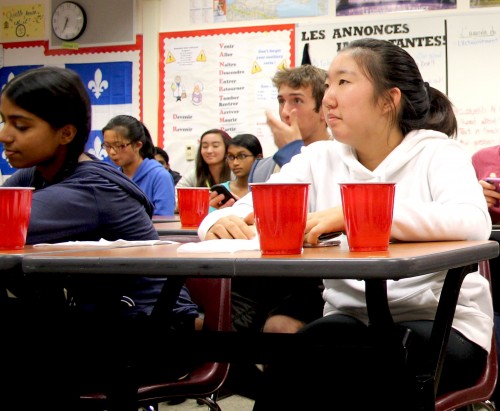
left=52, top=2, right=87, bottom=41
left=16, top=24, right=26, bottom=38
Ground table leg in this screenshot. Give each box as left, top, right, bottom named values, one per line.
left=414, top=264, right=474, bottom=411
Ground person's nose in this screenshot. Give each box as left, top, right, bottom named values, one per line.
left=0, top=123, right=12, bottom=143
left=323, top=88, right=337, bottom=109
left=280, top=102, right=294, bottom=123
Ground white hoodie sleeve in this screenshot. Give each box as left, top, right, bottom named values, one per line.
left=198, top=194, right=255, bottom=240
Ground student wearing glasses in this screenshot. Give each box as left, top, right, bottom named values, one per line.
left=102, top=114, right=175, bottom=216
left=210, top=133, right=263, bottom=210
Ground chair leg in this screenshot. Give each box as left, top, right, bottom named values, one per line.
left=195, top=396, right=221, bottom=411
left=466, top=401, right=496, bottom=411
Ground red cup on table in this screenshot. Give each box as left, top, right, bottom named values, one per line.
left=0, top=187, right=35, bottom=250
left=339, top=182, right=396, bottom=252
left=177, top=187, right=210, bottom=227
left=250, top=182, right=310, bottom=255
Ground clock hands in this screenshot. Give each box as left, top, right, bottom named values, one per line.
left=63, top=17, right=69, bottom=32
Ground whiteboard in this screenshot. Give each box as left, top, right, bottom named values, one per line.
left=447, top=13, right=500, bottom=154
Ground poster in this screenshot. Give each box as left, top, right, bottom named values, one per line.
left=159, top=25, right=294, bottom=176
left=0, top=38, right=142, bottom=177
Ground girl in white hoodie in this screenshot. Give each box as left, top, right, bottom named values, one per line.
left=199, top=38, right=493, bottom=410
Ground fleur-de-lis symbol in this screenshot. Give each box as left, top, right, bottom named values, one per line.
left=88, top=69, right=108, bottom=99
left=87, top=136, right=108, bottom=161
left=1, top=72, right=15, bottom=91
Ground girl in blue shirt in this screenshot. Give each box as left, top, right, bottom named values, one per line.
left=102, top=114, right=176, bottom=216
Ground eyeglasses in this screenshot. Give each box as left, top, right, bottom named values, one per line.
left=226, top=154, right=254, bottom=162
left=101, top=142, right=132, bottom=152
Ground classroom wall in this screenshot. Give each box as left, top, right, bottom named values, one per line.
left=1, top=0, right=499, bottom=177
left=155, top=0, right=500, bottom=174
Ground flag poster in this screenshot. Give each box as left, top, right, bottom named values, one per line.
left=0, top=39, right=142, bottom=178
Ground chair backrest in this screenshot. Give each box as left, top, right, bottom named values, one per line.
left=435, top=260, right=498, bottom=411
left=80, top=278, right=232, bottom=409
left=185, top=277, right=232, bottom=333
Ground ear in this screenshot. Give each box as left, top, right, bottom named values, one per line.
left=59, top=125, right=77, bottom=145
left=134, top=140, right=143, bottom=151
left=318, top=105, right=326, bottom=123
left=382, top=87, right=401, bottom=114
left=256, top=154, right=263, bottom=159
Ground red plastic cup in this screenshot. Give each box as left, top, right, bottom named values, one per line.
left=177, top=187, right=210, bottom=227
left=250, top=182, right=310, bottom=255
left=340, top=182, right=395, bottom=252
left=0, top=187, right=35, bottom=250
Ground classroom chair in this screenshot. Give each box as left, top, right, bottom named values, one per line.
left=435, top=260, right=497, bottom=411
left=80, top=277, right=232, bottom=411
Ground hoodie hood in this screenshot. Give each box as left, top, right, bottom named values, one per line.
left=336, top=129, right=450, bottom=182
left=78, top=156, right=155, bottom=217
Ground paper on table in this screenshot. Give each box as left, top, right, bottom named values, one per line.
left=33, top=239, right=178, bottom=248
left=177, top=238, right=260, bottom=253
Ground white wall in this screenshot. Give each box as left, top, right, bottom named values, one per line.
left=1, top=0, right=495, bottom=173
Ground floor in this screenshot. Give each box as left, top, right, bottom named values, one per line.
left=158, top=394, right=254, bottom=410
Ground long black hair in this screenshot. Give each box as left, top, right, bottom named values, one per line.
left=2, top=66, right=91, bottom=181
left=194, top=129, right=232, bottom=187
left=341, top=38, right=457, bottom=137
left=102, top=114, right=155, bottom=159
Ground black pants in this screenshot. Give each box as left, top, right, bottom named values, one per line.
left=253, top=314, right=487, bottom=411
left=0, top=299, right=196, bottom=411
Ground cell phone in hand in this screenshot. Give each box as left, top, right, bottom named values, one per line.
left=303, top=231, right=343, bottom=248
left=210, top=184, right=237, bottom=205
left=485, top=177, right=500, bottom=207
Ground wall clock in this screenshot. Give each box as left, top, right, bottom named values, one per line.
left=52, top=2, right=87, bottom=41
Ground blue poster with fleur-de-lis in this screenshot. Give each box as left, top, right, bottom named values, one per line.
left=66, top=61, right=133, bottom=163
left=0, top=61, right=134, bottom=178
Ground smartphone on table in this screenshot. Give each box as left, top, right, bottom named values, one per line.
left=210, top=184, right=238, bottom=205
left=485, top=177, right=500, bottom=207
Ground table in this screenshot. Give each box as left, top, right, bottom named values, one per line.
left=18, top=240, right=500, bottom=410
left=152, top=215, right=180, bottom=223
left=153, top=221, right=198, bottom=236
left=0, top=244, right=133, bottom=271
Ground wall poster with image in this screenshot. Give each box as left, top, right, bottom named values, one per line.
left=159, top=24, right=295, bottom=177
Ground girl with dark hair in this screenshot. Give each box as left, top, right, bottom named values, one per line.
left=210, top=133, right=263, bottom=209
left=103, top=114, right=175, bottom=216
left=199, top=39, right=492, bottom=410
left=176, top=128, right=232, bottom=211
left=177, top=128, right=232, bottom=189
left=0, top=66, right=198, bottom=409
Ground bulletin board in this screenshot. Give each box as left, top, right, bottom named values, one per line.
left=0, top=37, right=143, bottom=177
left=295, top=11, right=500, bottom=156
left=159, top=24, right=295, bottom=176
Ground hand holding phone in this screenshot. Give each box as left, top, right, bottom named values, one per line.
left=303, top=231, right=343, bottom=248
left=210, top=184, right=237, bottom=206
left=485, top=177, right=500, bottom=207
